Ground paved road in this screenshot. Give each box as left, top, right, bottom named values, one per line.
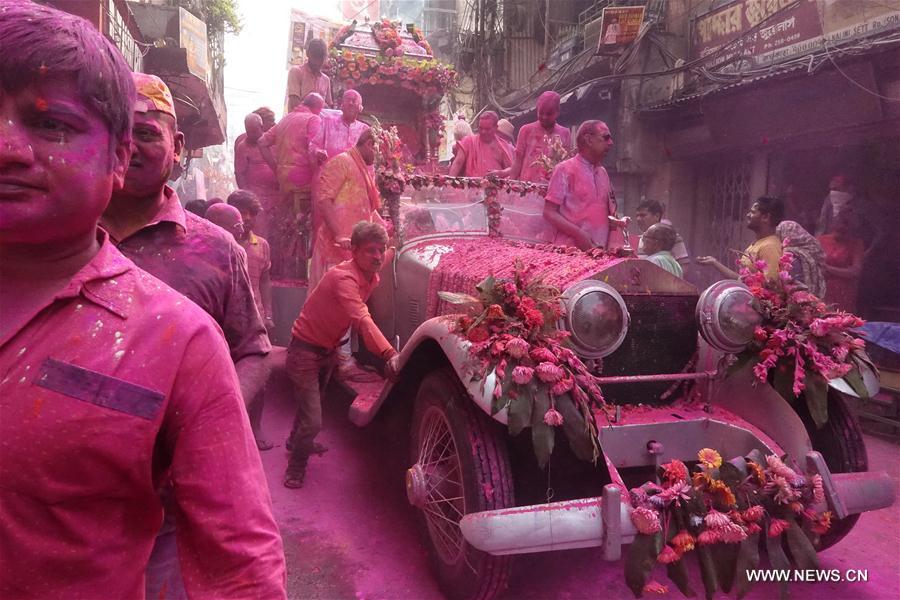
left=258, top=372, right=900, bottom=600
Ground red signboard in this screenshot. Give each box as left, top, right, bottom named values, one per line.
left=691, top=0, right=823, bottom=67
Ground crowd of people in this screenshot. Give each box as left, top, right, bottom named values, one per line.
left=0, top=5, right=880, bottom=598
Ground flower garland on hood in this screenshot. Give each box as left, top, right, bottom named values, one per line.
left=440, top=261, right=609, bottom=467
left=626, top=448, right=832, bottom=598
left=733, top=251, right=873, bottom=428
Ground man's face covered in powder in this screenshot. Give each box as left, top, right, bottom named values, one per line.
left=121, top=107, right=183, bottom=198
left=0, top=75, right=128, bottom=244
left=537, top=100, right=560, bottom=129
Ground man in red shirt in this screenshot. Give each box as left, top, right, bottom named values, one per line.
left=448, top=110, right=513, bottom=178
left=0, top=4, right=285, bottom=598
left=285, top=221, right=400, bottom=488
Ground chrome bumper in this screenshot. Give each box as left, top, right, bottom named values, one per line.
left=459, top=451, right=895, bottom=557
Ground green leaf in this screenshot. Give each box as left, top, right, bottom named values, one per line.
left=771, top=359, right=796, bottom=401
left=734, top=533, right=761, bottom=599
left=531, top=392, right=554, bottom=468
left=437, top=291, right=481, bottom=306
left=765, top=526, right=791, bottom=600
left=696, top=545, right=719, bottom=600
left=713, top=543, right=740, bottom=594
left=666, top=558, right=697, bottom=598
left=726, top=352, right=760, bottom=378
left=843, top=364, right=869, bottom=399
left=556, top=393, right=596, bottom=462
left=785, top=520, right=819, bottom=571
left=507, top=392, right=533, bottom=435
left=625, top=532, right=664, bottom=597
left=805, top=372, right=829, bottom=429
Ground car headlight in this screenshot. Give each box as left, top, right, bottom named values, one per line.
left=561, top=281, right=630, bottom=358
left=696, top=280, right=762, bottom=353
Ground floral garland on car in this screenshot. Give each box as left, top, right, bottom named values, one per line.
left=626, top=448, right=832, bottom=598
left=371, top=19, right=403, bottom=55
left=732, top=251, right=872, bottom=428
left=439, top=262, right=609, bottom=467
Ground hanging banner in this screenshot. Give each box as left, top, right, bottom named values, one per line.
left=598, top=6, right=646, bottom=49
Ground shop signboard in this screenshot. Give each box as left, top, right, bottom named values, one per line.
left=598, top=6, right=646, bottom=49
left=691, top=0, right=900, bottom=69
left=287, top=10, right=342, bottom=68
left=178, top=7, right=208, bottom=83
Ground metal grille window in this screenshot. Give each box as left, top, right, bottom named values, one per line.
left=695, top=159, right=753, bottom=264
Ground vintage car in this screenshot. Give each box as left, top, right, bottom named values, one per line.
left=346, top=183, right=894, bottom=600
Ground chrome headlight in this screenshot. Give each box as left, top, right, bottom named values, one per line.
left=561, top=281, right=630, bottom=358
left=696, top=280, right=762, bottom=353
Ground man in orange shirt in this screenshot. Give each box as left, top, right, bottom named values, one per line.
left=284, top=221, right=399, bottom=488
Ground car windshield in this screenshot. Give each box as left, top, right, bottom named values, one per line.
left=397, top=184, right=552, bottom=245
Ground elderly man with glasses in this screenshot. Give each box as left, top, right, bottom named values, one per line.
left=543, top=120, right=619, bottom=250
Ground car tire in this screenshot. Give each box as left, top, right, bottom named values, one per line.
left=797, top=389, right=868, bottom=550
left=409, top=368, right=514, bottom=600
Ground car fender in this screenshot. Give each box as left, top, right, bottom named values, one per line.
left=348, top=317, right=506, bottom=427
left=710, top=360, right=813, bottom=461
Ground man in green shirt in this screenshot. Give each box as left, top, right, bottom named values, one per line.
left=642, top=223, right=683, bottom=278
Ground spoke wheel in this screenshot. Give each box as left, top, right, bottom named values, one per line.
left=409, top=368, right=514, bottom=600
left=797, top=389, right=868, bottom=549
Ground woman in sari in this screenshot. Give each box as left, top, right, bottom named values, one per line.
left=776, top=220, right=826, bottom=298
left=818, top=210, right=865, bottom=314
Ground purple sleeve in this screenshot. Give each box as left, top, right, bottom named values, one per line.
left=223, top=242, right=271, bottom=361
left=165, top=327, right=286, bottom=599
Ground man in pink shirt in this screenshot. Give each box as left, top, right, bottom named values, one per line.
left=287, top=38, right=333, bottom=111
left=0, top=4, right=285, bottom=598
left=311, top=89, right=370, bottom=161
left=490, top=91, right=571, bottom=183
left=235, top=112, right=280, bottom=236
left=285, top=222, right=400, bottom=488
left=449, top=110, right=513, bottom=177
left=259, top=92, right=325, bottom=279
left=544, top=120, right=618, bottom=249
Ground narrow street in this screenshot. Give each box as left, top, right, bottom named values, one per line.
left=260, top=362, right=900, bottom=600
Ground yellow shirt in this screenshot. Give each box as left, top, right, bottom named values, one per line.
left=741, top=234, right=783, bottom=280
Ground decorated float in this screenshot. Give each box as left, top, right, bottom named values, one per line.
left=328, top=19, right=456, bottom=167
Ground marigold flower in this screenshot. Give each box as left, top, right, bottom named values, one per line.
left=529, top=346, right=557, bottom=363
left=657, top=545, right=680, bottom=564
left=643, top=580, right=668, bottom=595
left=505, top=337, right=529, bottom=359
left=812, top=474, right=825, bottom=505
left=766, top=455, right=799, bottom=481
left=630, top=507, right=661, bottom=535
left=671, top=530, right=695, bottom=554
left=768, top=518, right=791, bottom=537
left=768, top=475, right=800, bottom=505
left=692, top=471, right=713, bottom=489
left=747, top=461, right=766, bottom=486
left=811, top=511, right=832, bottom=535
left=698, top=529, right=721, bottom=545
left=467, top=326, right=489, bottom=343
left=743, top=505, right=765, bottom=523
left=662, top=460, right=688, bottom=484
left=511, top=366, right=534, bottom=385
left=698, top=448, right=722, bottom=469
left=709, top=480, right=737, bottom=507
left=535, top=362, right=564, bottom=383
left=704, top=508, right=731, bottom=529
left=746, top=522, right=762, bottom=535
left=543, top=407, right=564, bottom=427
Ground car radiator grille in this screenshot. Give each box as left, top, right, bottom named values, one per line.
left=598, top=294, right=699, bottom=405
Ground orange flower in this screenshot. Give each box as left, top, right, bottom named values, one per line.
left=661, top=460, right=688, bottom=484
left=747, top=461, right=766, bottom=486
left=698, top=448, right=722, bottom=469
left=768, top=518, right=790, bottom=537
left=709, top=480, right=737, bottom=507
left=671, top=529, right=695, bottom=554
left=692, top=471, right=712, bottom=489
left=811, top=511, right=832, bottom=535
left=657, top=545, right=680, bottom=564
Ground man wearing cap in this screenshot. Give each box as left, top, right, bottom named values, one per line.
left=490, top=91, right=571, bottom=183
left=0, top=4, right=284, bottom=598
left=100, top=73, right=274, bottom=596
